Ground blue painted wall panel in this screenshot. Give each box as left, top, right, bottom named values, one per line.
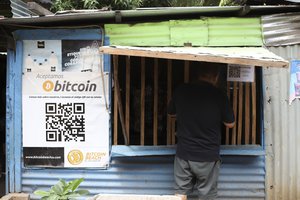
left=22, top=155, right=265, bottom=200
left=6, top=49, right=15, bottom=193
left=6, top=46, right=22, bottom=193
left=14, top=40, right=23, bottom=192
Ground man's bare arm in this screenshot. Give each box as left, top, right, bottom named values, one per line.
left=223, top=121, right=235, bottom=128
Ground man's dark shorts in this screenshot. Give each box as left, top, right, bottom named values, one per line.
left=174, top=156, right=221, bottom=200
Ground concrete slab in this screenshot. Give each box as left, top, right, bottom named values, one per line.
left=0, top=193, right=30, bottom=200
left=89, top=194, right=185, bottom=200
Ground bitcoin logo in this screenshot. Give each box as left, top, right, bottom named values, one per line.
left=67, top=150, right=84, bottom=165
left=43, top=80, right=54, bottom=92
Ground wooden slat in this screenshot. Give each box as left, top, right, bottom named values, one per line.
left=113, top=55, right=128, bottom=145
left=184, top=61, right=190, bottom=83
left=125, top=56, right=130, bottom=144
left=167, top=116, right=172, bottom=145
left=251, top=75, right=257, bottom=144
left=245, top=82, right=250, bottom=144
left=153, top=58, right=158, bottom=145
left=237, top=82, right=243, bottom=145
left=167, top=60, right=172, bottom=145
left=140, top=57, right=145, bottom=145
left=100, top=46, right=289, bottom=68
left=113, top=55, right=118, bottom=145
left=225, top=82, right=230, bottom=145
left=231, top=82, right=238, bottom=145
left=171, top=117, right=176, bottom=145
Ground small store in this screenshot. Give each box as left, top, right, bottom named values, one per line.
left=1, top=6, right=300, bottom=200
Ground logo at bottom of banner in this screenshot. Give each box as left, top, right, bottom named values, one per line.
left=23, top=147, right=109, bottom=168
left=67, top=149, right=84, bottom=165
left=65, top=147, right=109, bottom=168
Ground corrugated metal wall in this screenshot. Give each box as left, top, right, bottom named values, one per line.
left=262, top=12, right=300, bottom=46
left=22, top=155, right=265, bottom=200
left=10, top=0, right=36, bottom=17
left=264, top=45, right=300, bottom=200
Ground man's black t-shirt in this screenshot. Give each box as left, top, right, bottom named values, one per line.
left=168, top=81, right=234, bottom=162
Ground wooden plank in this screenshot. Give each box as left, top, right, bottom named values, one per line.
left=225, top=82, right=230, bottom=145
left=184, top=60, right=190, bottom=83
left=237, top=82, right=243, bottom=145
left=167, top=60, right=172, bottom=145
left=140, top=57, right=145, bottom=145
left=125, top=56, right=131, bottom=144
left=251, top=76, right=257, bottom=144
left=245, top=82, right=250, bottom=144
left=231, top=82, right=238, bottom=145
left=153, top=58, right=158, bottom=145
left=167, top=116, right=172, bottom=145
left=171, top=117, right=176, bottom=145
left=99, top=46, right=289, bottom=68
left=113, top=55, right=128, bottom=145
left=113, top=55, right=118, bottom=145
left=116, top=78, right=128, bottom=145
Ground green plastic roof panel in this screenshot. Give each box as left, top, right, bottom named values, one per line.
left=207, top=17, right=262, bottom=46
left=105, top=21, right=170, bottom=46
left=170, top=19, right=208, bottom=46
left=105, top=17, right=263, bottom=47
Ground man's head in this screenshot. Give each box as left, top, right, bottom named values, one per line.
left=194, top=63, right=221, bottom=86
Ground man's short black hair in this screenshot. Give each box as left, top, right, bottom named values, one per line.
left=192, top=62, right=222, bottom=80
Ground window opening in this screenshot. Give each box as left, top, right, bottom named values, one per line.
left=112, top=55, right=262, bottom=146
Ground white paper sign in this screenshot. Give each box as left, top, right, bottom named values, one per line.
left=227, top=64, right=255, bottom=82
left=22, top=40, right=109, bottom=168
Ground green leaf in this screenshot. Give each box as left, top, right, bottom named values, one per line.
left=48, top=194, right=60, bottom=200
left=75, top=189, right=89, bottom=195
left=62, top=189, right=72, bottom=195
left=60, top=179, right=71, bottom=195
left=64, top=181, right=74, bottom=193
left=34, top=190, right=51, bottom=197
left=60, top=179, right=67, bottom=187
left=58, top=195, right=68, bottom=200
left=65, top=193, right=80, bottom=199
left=69, top=178, right=84, bottom=191
left=50, top=182, right=64, bottom=195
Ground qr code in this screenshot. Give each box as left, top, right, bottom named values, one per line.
left=228, top=66, right=241, bottom=78
left=45, top=103, right=85, bottom=142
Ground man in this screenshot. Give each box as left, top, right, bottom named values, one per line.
left=168, top=65, right=235, bottom=200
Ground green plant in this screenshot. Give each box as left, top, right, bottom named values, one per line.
left=51, top=0, right=143, bottom=12
left=51, top=0, right=76, bottom=11
left=168, top=0, right=206, bottom=7
left=219, top=0, right=247, bottom=6
left=111, top=0, right=143, bottom=9
left=82, top=0, right=99, bottom=9
left=34, top=178, right=89, bottom=200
